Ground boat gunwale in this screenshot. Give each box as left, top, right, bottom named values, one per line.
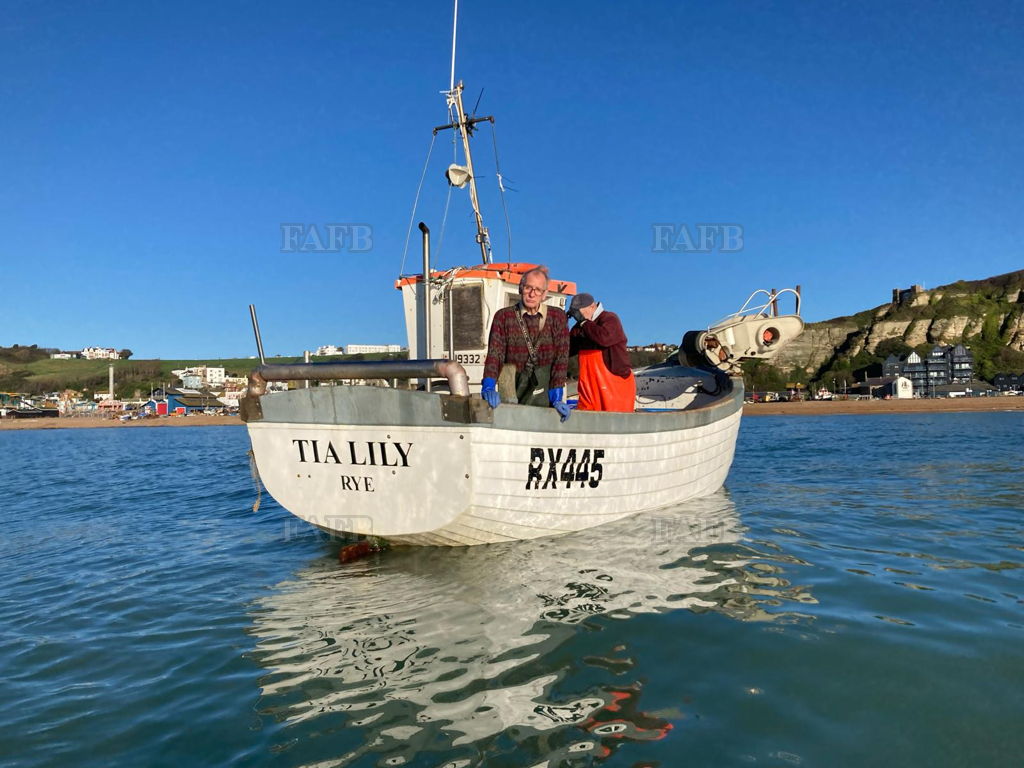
left=246, top=375, right=743, bottom=436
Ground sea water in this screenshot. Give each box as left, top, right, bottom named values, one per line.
left=1, top=413, right=1021, bottom=767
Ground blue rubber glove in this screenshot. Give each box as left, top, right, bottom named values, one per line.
left=548, top=387, right=571, bottom=422
left=481, top=377, right=500, bottom=409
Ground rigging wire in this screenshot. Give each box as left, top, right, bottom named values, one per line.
left=399, top=131, right=438, bottom=276
left=435, top=108, right=459, bottom=264
left=489, top=121, right=513, bottom=261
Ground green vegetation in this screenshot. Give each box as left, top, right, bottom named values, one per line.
left=0, top=352, right=407, bottom=399
left=0, top=344, right=51, bottom=365
left=740, top=360, right=797, bottom=392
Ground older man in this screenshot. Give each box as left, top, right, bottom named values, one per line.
left=568, top=293, right=636, bottom=412
left=481, top=265, right=571, bottom=421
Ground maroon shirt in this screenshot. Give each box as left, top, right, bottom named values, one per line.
left=569, top=310, right=632, bottom=377
left=483, top=304, right=570, bottom=388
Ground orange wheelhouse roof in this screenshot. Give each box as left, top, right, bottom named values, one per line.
left=395, top=262, right=577, bottom=295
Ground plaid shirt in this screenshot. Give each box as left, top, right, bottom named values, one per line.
left=483, top=304, right=570, bottom=388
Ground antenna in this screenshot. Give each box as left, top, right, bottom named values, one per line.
left=449, top=0, right=458, bottom=92
left=434, top=0, right=496, bottom=264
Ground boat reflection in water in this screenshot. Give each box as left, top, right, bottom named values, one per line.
left=248, top=493, right=814, bottom=766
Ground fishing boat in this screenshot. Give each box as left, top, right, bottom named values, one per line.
left=240, top=7, right=804, bottom=546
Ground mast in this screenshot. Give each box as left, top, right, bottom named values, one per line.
left=436, top=82, right=494, bottom=264
left=410, top=0, right=494, bottom=266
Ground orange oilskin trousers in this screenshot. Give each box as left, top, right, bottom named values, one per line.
left=577, top=349, right=636, bottom=412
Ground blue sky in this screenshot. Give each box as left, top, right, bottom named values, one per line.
left=2, top=0, right=1021, bottom=359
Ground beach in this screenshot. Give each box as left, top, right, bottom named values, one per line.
left=2, top=396, right=1023, bottom=431
left=0, top=414, right=241, bottom=430
left=744, top=395, right=1024, bottom=416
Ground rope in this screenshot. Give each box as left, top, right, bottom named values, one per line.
left=489, top=121, right=513, bottom=260
left=247, top=449, right=262, bottom=513
left=436, top=112, right=458, bottom=264
left=400, top=131, right=438, bottom=276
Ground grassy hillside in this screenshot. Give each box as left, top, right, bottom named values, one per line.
left=0, top=353, right=406, bottom=399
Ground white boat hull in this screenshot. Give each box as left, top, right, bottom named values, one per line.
left=244, top=374, right=743, bottom=545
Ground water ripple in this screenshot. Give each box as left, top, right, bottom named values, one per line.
left=2, top=414, right=1023, bottom=767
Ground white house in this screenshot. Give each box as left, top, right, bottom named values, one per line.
left=315, top=345, right=345, bottom=356
left=82, top=347, right=119, bottom=360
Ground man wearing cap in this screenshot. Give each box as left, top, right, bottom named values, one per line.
left=481, top=265, right=572, bottom=421
left=568, top=293, right=636, bottom=412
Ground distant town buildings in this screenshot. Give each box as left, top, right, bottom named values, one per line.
left=346, top=344, right=404, bottom=354
left=993, top=373, right=1022, bottom=392
left=313, top=344, right=406, bottom=355
left=49, top=347, right=127, bottom=360
left=172, top=366, right=226, bottom=390
left=853, top=376, right=914, bottom=399
left=627, top=343, right=675, bottom=354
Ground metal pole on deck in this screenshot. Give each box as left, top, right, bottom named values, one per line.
left=249, top=304, right=266, bottom=365
left=419, top=222, right=432, bottom=392
left=303, top=350, right=311, bottom=388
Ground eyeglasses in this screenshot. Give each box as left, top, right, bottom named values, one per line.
left=522, top=285, right=546, bottom=295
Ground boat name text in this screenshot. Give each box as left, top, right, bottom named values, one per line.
left=526, top=448, right=605, bottom=490
left=292, top=439, right=413, bottom=468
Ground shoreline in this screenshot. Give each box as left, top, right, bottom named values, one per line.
left=3, top=396, right=1023, bottom=431
left=0, top=414, right=242, bottom=431
left=743, top=396, right=1024, bottom=416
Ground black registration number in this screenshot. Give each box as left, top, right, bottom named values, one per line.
left=526, top=448, right=605, bottom=490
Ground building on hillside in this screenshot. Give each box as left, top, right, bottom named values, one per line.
left=82, top=347, right=119, bottom=360
left=345, top=344, right=404, bottom=355
left=174, top=365, right=226, bottom=389
left=892, top=284, right=925, bottom=307
left=316, top=345, right=345, bottom=356
left=49, top=351, right=80, bottom=359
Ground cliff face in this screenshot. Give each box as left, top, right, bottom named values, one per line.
left=768, top=322, right=860, bottom=374
left=768, top=270, right=1024, bottom=378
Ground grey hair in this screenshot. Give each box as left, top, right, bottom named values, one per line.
left=518, top=265, right=550, bottom=295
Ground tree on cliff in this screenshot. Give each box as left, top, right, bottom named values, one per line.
left=118, top=349, right=133, bottom=359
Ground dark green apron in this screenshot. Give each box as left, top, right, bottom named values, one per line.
left=497, top=307, right=553, bottom=407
